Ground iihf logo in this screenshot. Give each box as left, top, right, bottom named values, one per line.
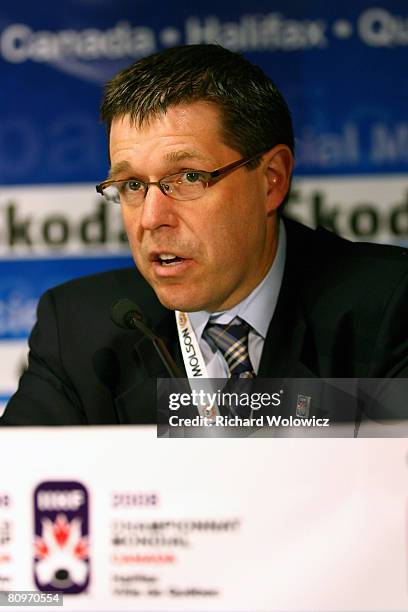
left=33, top=481, right=90, bottom=594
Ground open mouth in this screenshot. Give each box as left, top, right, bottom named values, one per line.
left=157, top=253, right=185, bottom=266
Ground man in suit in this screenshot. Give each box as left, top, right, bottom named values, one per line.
left=1, top=44, right=407, bottom=426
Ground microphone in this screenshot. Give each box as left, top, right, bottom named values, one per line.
left=110, top=298, right=184, bottom=378
left=111, top=298, right=152, bottom=336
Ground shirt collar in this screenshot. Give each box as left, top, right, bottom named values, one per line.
left=189, top=219, right=286, bottom=341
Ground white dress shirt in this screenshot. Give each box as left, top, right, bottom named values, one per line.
left=188, top=220, right=286, bottom=377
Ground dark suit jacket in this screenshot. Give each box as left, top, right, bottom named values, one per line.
left=1, top=219, right=408, bottom=425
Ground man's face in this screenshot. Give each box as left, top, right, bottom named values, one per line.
left=109, top=102, right=279, bottom=313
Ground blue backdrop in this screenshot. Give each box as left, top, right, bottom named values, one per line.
left=0, top=0, right=407, bottom=402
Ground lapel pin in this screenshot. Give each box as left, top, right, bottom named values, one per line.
left=296, top=393, right=311, bottom=418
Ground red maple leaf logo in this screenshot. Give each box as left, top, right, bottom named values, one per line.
left=53, top=515, right=70, bottom=547
left=34, top=514, right=88, bottom=560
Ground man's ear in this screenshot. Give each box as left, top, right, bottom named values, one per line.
left=262, top=145, right=294, bottom=212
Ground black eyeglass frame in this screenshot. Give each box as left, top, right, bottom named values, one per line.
left=95, top=149, right=269, bottom=202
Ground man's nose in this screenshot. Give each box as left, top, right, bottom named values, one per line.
left=139, top=184, right=178, bottom=231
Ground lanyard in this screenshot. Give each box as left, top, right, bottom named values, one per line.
left=175, top=311, right=220, bottom=420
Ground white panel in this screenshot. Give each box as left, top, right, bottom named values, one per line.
left=0, top=431, right=407, bottom=610
left=0, top=339, right=29, bottom=410
left=0, top=184, right=128, bottom=257
left=288, top=174, right=408, bottom=245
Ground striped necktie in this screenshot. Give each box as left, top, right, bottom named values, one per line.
left=203, top=317, right=255, bottom=378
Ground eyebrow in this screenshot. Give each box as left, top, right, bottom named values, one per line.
left=108, top=161, right=133, bottom=180
left=163, top=150, right=207, bottom=163
left=108, top=150, right=208, bottom=180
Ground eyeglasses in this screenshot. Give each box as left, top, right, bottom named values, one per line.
left=95, top=150, right=268, bottom=206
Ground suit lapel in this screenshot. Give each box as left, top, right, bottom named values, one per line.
left=258, top=293, right=308, bottom=377
left=258, top=217, right=316, bottom=378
